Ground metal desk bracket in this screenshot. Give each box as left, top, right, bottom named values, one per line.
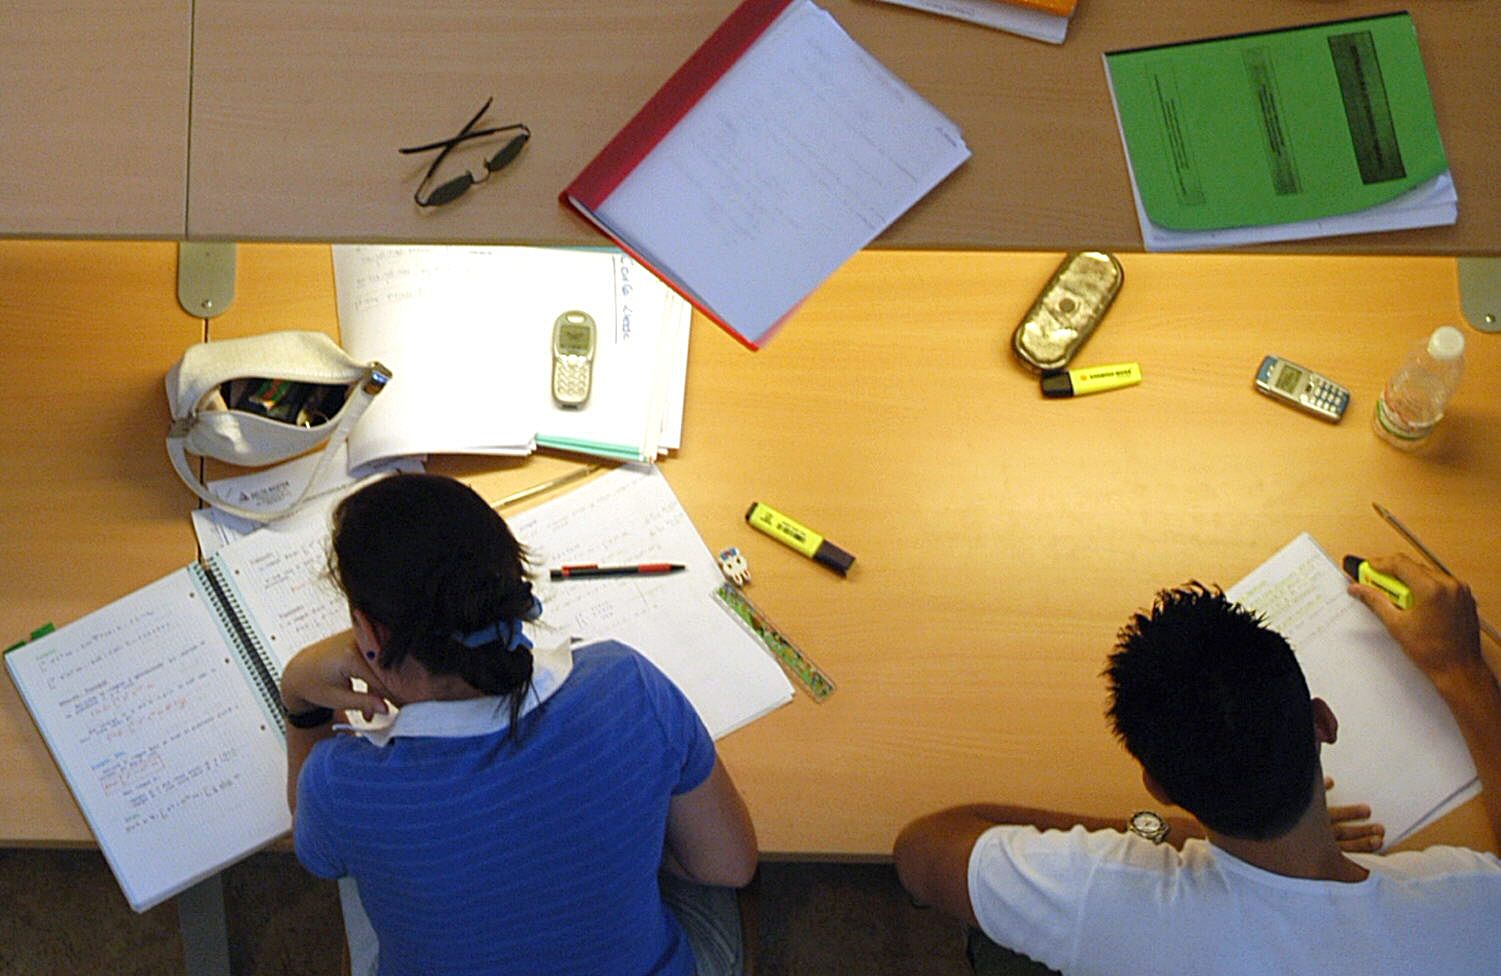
left=1457, top=257, right=1501, bottom=333
left=177, top=874, right=232, bottom=976
left=177, top=242, right=237, bottom=318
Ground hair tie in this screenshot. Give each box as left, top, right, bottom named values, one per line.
left=453, top=596, right=542, bottom=652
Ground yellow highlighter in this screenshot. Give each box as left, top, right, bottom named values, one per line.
left=1342, top=556, right=1414, bottom=610
left=1040, top=362, right=1142, bottom=398
left=745, top=501, right=855, bottom=576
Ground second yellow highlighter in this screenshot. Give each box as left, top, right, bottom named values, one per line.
left=1041, top=362, right=1142, bottom=398
left=746, top=501, right=855, bottom=576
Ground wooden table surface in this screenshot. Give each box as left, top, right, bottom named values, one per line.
left=1, top=240, right=1497, bottom=859
left=4, top=1, right=1498, bottom=253
left=182, top=0, right=1501, bottom=252
left=0, top=1, right=191, bottom=237
left=0, top=242, right=202, bottom=844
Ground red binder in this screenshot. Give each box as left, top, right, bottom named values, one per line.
left=564, top=0, right=794, bottom=217
left=562, top=0, right=796, bottom=351
left=563, top=0, right=969, bottom=350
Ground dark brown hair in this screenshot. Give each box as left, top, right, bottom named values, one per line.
left=329, top=474, right=537, bottom=730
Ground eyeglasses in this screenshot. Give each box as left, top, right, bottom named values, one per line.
left=399, top=97, right=530, bottom=208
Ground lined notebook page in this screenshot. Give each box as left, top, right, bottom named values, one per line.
left=215, top=510, right=348, bottom=672
left=4, top=571, right=288, bottom=912
left=509, top=466, right=793, bottom=738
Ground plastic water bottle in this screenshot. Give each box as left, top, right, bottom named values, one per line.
left=1373, top=326, right=1466, bottom=449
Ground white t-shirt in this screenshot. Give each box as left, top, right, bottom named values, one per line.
left=968, top=825, right=1501, bottom=976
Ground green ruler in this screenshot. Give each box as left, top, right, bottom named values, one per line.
left=713, top=583, right=835, bottom=702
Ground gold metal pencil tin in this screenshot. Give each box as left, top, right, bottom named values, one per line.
left=1011, top=251, right=1124, bottom=372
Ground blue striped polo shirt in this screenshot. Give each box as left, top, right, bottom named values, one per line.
left=294, top=641, right=717, bottom=976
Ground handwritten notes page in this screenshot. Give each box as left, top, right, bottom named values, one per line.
left=214, top=505, right=349, bottom=672
left=4, top=571, right=289, bottom=912
left=576, top=0, right=969, bottom=347
left=1226, top=533, right=1478, bottom=845
left=1, top=488, right=356, bottom=912
left=508, top=466, right=793, bottom=738
left=332, top=244, right=690, bottom=467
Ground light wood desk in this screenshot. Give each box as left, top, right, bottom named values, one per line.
left=0, top=2, right=191, bottom=238
left=8, top=242, right=1490, bottom=864
left=0, top=242, right=204, bottom=844
left=3, top=1, right=1497, bottom=252
left=185, top=0, right=1499, bottom=252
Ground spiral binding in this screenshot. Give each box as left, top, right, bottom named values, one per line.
left=190, top=561, right=286, bottom=733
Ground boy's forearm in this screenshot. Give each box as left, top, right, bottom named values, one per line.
left=1432, top=662, right=1501, bottom=843
left=895, top=802, right=1200, bottom=928
left=947, top=803, right=1203, bottom=849
left=948, top=804, right=1119, bottom=834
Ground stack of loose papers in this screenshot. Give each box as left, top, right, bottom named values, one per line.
left=1227, top=533, right=1478, bottom=846
left=332, top=245, right=690, bottom=466
left=872, top=0, right=1077, bottom=45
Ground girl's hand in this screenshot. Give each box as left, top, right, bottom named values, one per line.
left=280, top=630, right=391, bottom=720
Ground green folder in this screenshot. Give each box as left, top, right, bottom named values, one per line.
left=1104, top=13, right=1448, bottom=232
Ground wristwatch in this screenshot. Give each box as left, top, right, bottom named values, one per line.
left=1128, top=810, right=1170, bottom=845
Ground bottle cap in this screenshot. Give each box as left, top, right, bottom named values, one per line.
left=1428, top=325, right=1465, bottom=360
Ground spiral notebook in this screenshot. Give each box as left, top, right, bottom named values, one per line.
left=4, top=498, right=348, bottom=912
left=5, top=465, right=795, bottom=912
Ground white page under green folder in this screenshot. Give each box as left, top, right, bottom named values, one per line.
left=1104, top=13, right=1449, bottom=233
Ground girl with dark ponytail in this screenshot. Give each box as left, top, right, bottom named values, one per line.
left=279, top=473, right=757, bottom=976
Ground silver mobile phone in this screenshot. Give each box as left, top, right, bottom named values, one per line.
left=551, top=311, right=596, bottom=407
left=1254, top=355, right=1350, bottom=422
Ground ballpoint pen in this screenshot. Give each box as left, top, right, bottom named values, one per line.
left=1372, top=502, right=1500, bottom=647
left=549, top=563, right=686, bottom=580
left=491, top=464, right=602, bottom=511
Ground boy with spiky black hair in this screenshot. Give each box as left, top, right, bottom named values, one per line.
left=896, top=557, right=1501, bottom=975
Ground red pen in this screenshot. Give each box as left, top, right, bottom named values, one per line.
left=549, top=563, right=687, bottom=580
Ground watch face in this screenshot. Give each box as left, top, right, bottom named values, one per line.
left=1130, top=810, right=1166, bottom=840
